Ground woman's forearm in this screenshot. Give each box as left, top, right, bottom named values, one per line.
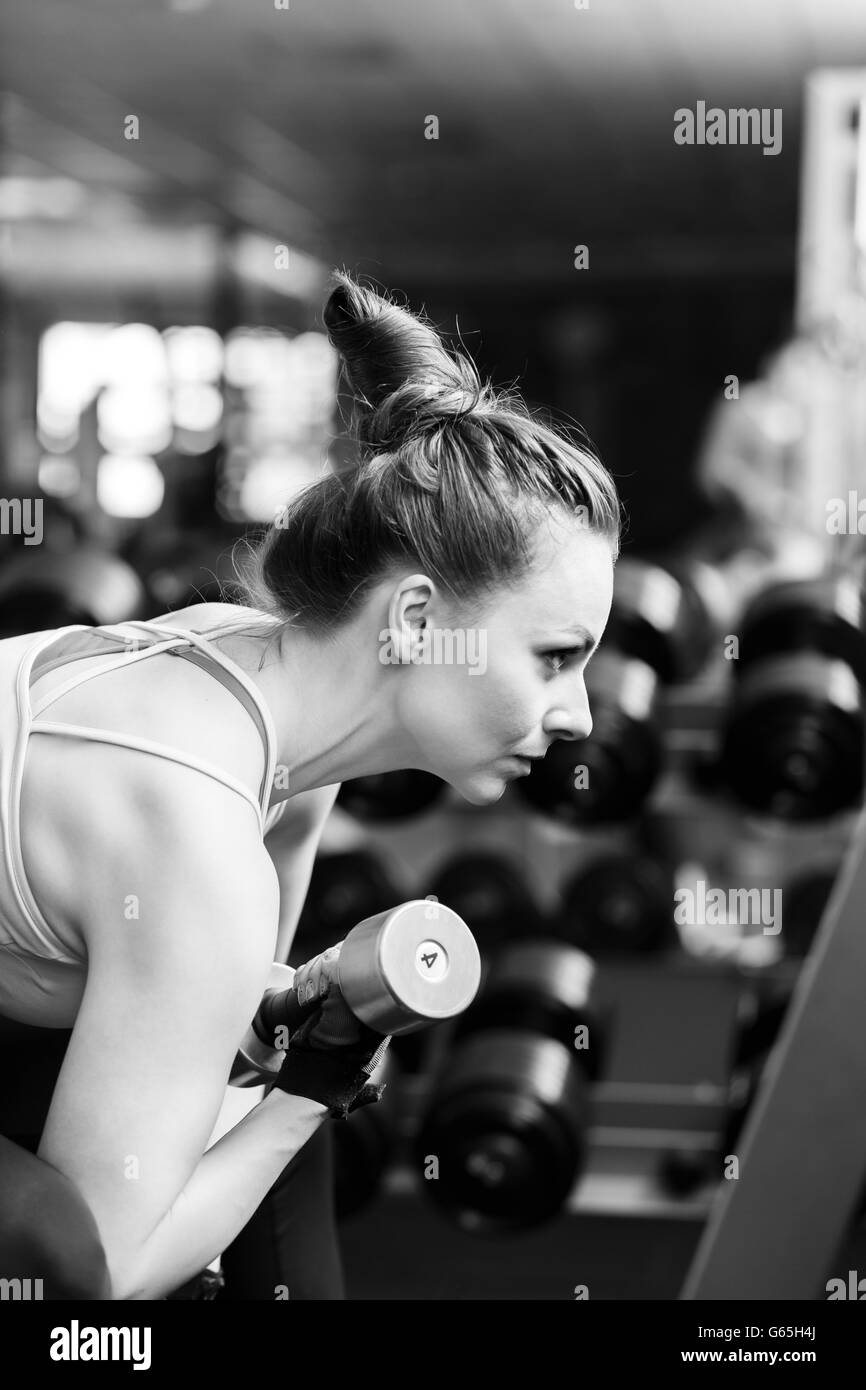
left=118, top=1088, right=328, bottom=1300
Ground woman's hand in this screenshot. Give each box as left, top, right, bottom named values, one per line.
left=290, top=942, right=369, bottom=1049
left=291, top=941, right=342, bottom=1007
left=275, top=942, right=391, bottom=1118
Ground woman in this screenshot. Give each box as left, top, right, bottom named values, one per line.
left=0, top=270, right=621, bottom=1300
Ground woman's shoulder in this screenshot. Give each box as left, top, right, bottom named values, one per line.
left=21, top=606, right=272, bottom=944
left=39, top=605, right=268, bottom=769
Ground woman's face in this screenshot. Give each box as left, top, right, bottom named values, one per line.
left=392, top=516, right=615, bottom=805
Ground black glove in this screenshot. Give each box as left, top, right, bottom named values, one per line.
left=271, top=947, right=391, bottom=1121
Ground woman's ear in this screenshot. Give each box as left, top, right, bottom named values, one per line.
left=386, top=575, right=435, bottom=663
left=395, top=616, right=427, bottom=664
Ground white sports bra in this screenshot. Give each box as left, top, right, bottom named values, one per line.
left=0, top=609, right=287, bottom=1024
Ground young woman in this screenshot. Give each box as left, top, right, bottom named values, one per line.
left=0, top=271, right=622, bottom=1300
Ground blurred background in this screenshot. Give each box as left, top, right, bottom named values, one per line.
left=3, top=0, right=866, bottom=1300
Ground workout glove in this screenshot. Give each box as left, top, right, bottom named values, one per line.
left=272, top=948, right=391, bottom=1121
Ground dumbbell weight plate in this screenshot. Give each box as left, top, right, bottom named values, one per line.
left=417, top=1029, right=590, bottom=1231
left=606, top=558, right=720, bottom=685
left=559, top=854, right=674, bottom=955
left=605, top=559, right=686, bottom=683
left=415, top=939, right=602, bottom=1231
left=337, top=771, right=445, bottom=821
left=339, top=900, right=481, bottom=1035
left=733, top=575, right=866, bottom=685
left=453, top=939, right=604, bottom=1080
left=721, top=653, right=865, bottom=818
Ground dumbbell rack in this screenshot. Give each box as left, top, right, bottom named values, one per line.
left=375, top=955, right=741, bottom=1214
left=317, top=664, right=865, bottom=1297
left=332, top=803, right=866, bottom=1297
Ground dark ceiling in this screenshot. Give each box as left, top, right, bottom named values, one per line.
left=3, top=0, right=866, bottom=298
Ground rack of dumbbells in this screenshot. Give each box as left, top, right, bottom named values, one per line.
left=289, top=549, right=866, bottom=1299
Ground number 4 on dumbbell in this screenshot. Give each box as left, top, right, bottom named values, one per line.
left=230, top=901, right=481, bottom=1087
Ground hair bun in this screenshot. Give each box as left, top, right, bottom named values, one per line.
left=323, top=269, right=484, bottom=451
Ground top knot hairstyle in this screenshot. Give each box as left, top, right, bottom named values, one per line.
left=236, top=269, right=623, bottom=633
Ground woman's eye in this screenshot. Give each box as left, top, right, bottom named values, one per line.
left=543, top=645, right=585, bottom=675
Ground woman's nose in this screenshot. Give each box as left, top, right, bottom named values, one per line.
left=545, top=702, right=593, bottom=744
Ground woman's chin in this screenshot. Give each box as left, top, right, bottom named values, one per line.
left=456, top=773, right=509, bottom=806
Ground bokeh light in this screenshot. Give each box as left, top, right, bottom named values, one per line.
left=96, top=453, right=166, bottom=518
left=38, top=455, right=81, bottom=498
left=102, top=324, right=168, bottom=387
left=97, top=386, right=173, bottom=456
left=163, top=326, right=224, bottom=383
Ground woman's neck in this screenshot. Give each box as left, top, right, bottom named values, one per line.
left=208, top=620, right=420, bottom=800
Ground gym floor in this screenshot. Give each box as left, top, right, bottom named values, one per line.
left=340, top=1196, right=866, bottom=1300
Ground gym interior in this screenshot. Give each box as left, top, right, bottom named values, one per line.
left=2, top=0, right=866, bottom=1310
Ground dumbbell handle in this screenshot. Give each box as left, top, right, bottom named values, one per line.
left=230, top=959, right=372, bottom=1089
left=254, top=972, right=341, bottom=1047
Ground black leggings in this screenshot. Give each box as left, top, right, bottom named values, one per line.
left=217, top=1122, right=344, bottom=1300
left=0, top=1015, right=345, bottom=1300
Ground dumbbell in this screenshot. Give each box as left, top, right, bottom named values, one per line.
left=558, top=852, right=674, bottom=955
left=336, top=770, right=446, bottom=822
left=428, top=852, right=544, bottom=955
left=230, top=900, right=481, bottom=1086
left=602, top=556, right=722, bottom=685
left=720, top=573, right=866, bottom=819
left=414, top=940, right=604, bottom=1232
left=296, top=852, right=445, bottom=1075
left=0, top=545, right=148, bottom=638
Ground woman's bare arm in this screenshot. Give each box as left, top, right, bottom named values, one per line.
left=128, top=1086, right=324, bottom=1298
left=37, top=765, right=329, bottom=1299
left=264, top=784, right=341, bottom=961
